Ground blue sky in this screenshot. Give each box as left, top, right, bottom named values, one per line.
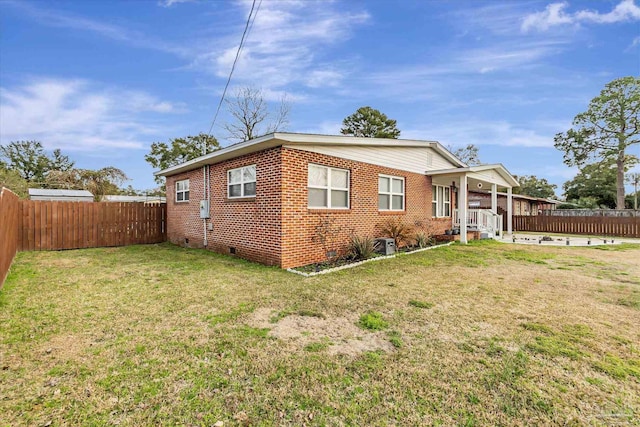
left=1, top=0, right=639, bottom=195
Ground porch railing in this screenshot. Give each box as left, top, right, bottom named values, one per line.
left=453, top=209, right=502, bottom=236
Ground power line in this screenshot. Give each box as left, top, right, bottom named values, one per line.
left=205, top=0, right=260, bottom=143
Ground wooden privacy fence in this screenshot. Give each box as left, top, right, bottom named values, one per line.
left=1, top=188, right=20, bottom=287
left=19, top=201, right=166, bottom=251
left=513, top=215, right=640, bottom=238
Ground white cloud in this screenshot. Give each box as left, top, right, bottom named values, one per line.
left=575, top=0, right=640, bottom=23
left=299, top=120, right=342, bottom=136
left=458, top=41, right=566, bottom=73
left=7, top=0, right=369, bottom=96
left=4, top=0, right=188, bottom=56
left=522, top=0, right=640, bottom=32
left=193, top=1, right=370, bottom=90
left=306, top=69, right=345, bottom=89
left=0, top=78, right=181, bottom=151
left=352, top=38, right=568, bottom=104
left=158, top=0, right=196, bottom=7
left=522, top=2, right=574, bottom=32
left=402, top=120, right=557, bottom=148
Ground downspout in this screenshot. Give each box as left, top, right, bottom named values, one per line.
left=203, top=165, right=208, bottom=247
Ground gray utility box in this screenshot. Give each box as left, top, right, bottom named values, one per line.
left=374, top=238, right=396, bottom=256
left=199, top=200, right=210, bottom=219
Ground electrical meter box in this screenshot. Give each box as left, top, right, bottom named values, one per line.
left=199, top=200, right=210, bottom=219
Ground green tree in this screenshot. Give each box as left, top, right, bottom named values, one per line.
left=145, top=133, right=220, bottom=184
left=119, top=185, right=142, bottom=196
left=513, top=175, right=557, bottom=199
left=562, top=159, right=638, bottom=209
left=449, top=144, right=481, bottom=165
left=143, top=187, right=166, bottom=197
left=340, top=106, right=401, bottom=139
left=0, top=165, right=29, bottom=198
left=49, top=149, right=75, bottom=173
left=46, top=167, right=129, bottom=201
left=554, top=76, right=640, bottom=209
left=0, top=140, right=74, bottom=183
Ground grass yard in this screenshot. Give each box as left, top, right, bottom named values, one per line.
left=1, top=241, right=639, bottom=426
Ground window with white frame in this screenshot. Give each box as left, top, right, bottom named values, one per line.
left=228, top=165, right=256, bottom=198
left=432, top=185, right=451, bottom=217
left=378, top=175, right=405, bottom=211
left=308, top=164, right=349, bottom=209
left=175, top=179, right=189, bottom=202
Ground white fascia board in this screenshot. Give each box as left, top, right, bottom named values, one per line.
left=155, top=133, right=281, bottom=177
left=430, top=141, right=468, bottom=168
left=155, top=132, right=466, bottom=177
left=426, top=163, right=520, bottom=188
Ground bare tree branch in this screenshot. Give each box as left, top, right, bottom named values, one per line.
left=223, top=87, right=290, bottom=142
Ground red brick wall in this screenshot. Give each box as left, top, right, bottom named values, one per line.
left=166, top=146, right=456, bottom=269
left=280, top=148, right=451, bottom=268
left=166, top=168, right=206, bottom=247
left=166, top=148, right=282, bottom=266
left=468, top=191, right=540, bottom=215
left=206, top=148, right=282, bottom=266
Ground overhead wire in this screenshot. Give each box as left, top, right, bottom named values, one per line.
left=201, top=0, right=260, bottom=248
left=205, top=0, right=260, bottom=142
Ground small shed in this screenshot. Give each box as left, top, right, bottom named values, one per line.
left=28, top=188, right=94, bottom=202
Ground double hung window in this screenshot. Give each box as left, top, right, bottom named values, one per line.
left=228, top=165, right=256, bottom=198
left=432, top=185, right=451, bottom=217
left=378, top=175, right=405, bottom=211
left=308, top=164, right=349, bottom=209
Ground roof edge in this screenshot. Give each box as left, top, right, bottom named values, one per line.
left=155, top=132, right=467, bottom=177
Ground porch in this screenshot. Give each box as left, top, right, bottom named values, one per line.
left=427, top=164, right=520, bottom=244
left=453, top=208, right=503, bottom=238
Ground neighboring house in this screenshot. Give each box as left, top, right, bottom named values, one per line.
left=468, top=190, right=559, bottom=216
left=103, top=195, right=167, bottom=204
left=155, top=133, right=519, bottom=269
left=28, top=188, right=94, bottom=202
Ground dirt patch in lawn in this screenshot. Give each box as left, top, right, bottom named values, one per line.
left=39, top=334, right=93, bottom=363
left=247, top=308, right=394, bottom=356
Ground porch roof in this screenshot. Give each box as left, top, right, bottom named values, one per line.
left=425, top=164, right=520, bottom=188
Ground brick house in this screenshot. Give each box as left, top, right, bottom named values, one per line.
left=468, top=190, right=559, bottom=216
left=155, top=133, right=518, bottom=269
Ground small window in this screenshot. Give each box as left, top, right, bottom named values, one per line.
left=176, top=179, right=189, bottom=202
left=432, top=185, right=451, bottom=217
left=228, top=165, right=256, bottom=198
left=378, top=175, right=405, bottom=211
left=308, top=164, right=349, bottom=209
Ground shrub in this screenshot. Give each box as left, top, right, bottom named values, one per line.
left=377, top=217, right=414, bottom=248
left=312, top=215, right=342, bottom=261
left=348, top=234, right=376, bottom=260
left=415, top=232, right=435, bottom=248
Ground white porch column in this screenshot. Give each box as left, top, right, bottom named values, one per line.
left=491, top=184, right=498, bottom=214
left=507, top=186, right=513, bottom=235
left=458, top=174, right=468, bottom=244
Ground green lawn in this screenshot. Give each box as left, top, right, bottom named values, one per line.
left=1, top=241, right=639, bottom=426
